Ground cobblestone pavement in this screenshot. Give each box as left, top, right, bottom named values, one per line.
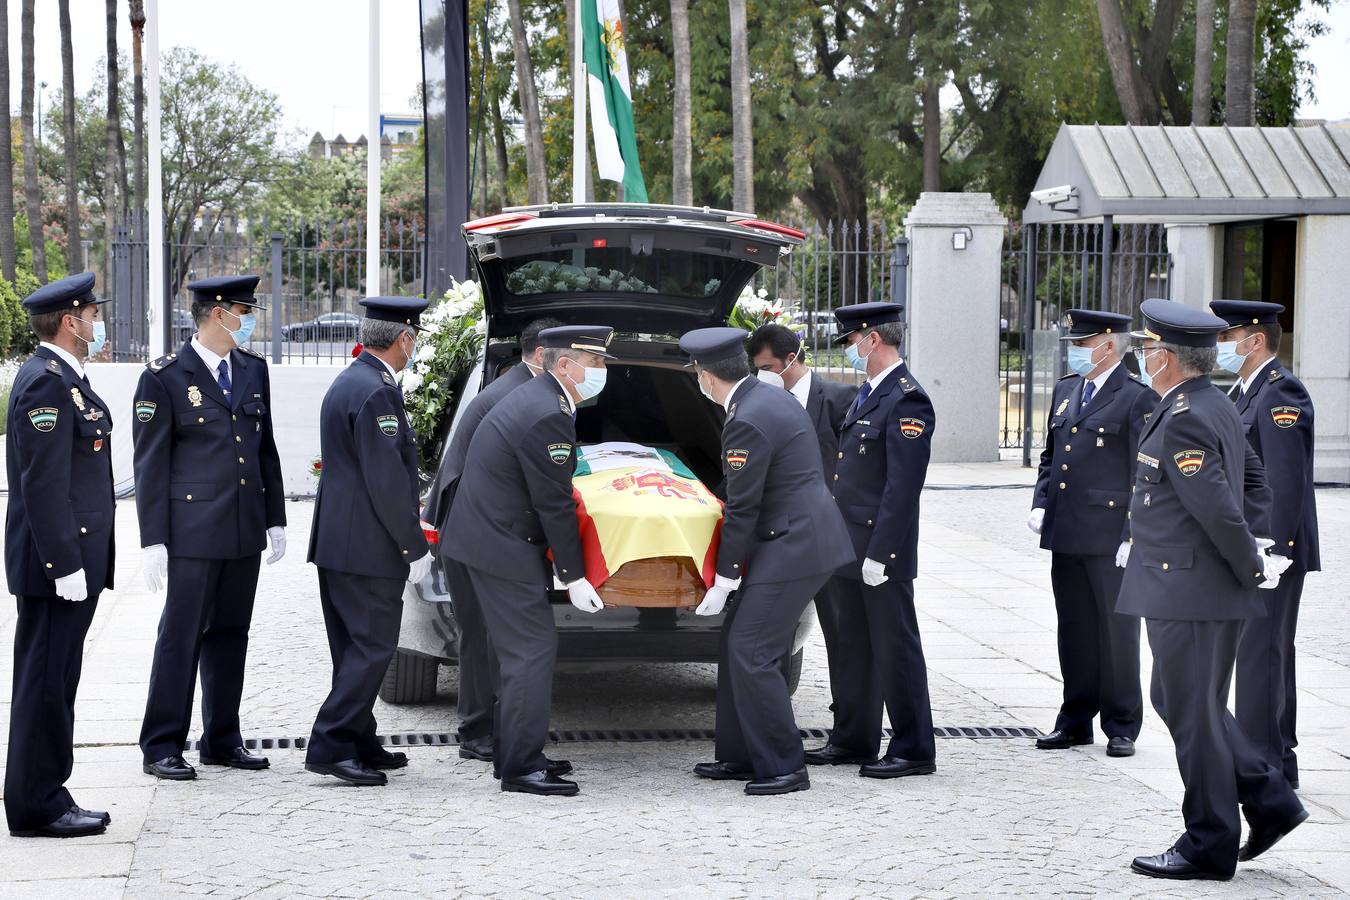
left=2, top=463, right=1348, bottom=898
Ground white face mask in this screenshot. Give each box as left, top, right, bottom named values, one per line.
left=757, top=368, right=786, bottom=389
left=698, top=370, right=715, bottom=402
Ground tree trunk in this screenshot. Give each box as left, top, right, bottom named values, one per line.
left=104, top=0, right=122, bottom=283
left=131, top=0, right=146, bottom=237
left=729, top=0, right=753, bottom=212
left=0, top=0, right=17, bottom=281
left=921, top=75, right=941, bottom=193
left=491, top=94, right=510, bottom=210
left=1225, top=0, right=1257, bottom=126
left=20, top=0, right=45, bottom=282
left=671, top=0, right=692, bottom=206
left=59, top=0, right=81, bottom=272
left=1192, top=0, right=1216, bottom=125
left=1095, top=0, right=1159, bottom=124
left=506, top=0, right=548, bottom=204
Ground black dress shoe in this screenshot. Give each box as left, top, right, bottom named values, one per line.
left=143, top=756, right=197, bottom=780
left=200, top=746, right=270, bottom=770
left=745, top=768, right=810, bottom=796
left=804, top=744, right=877, bottom=766
left=304, top=758, right=388, bottom=786
left=73, top=805, right=111, bottom=825
left=693, top=761, right=754, bottom=781
left=1239, top=808, right=1309, bottom=861
left=1106, top=737, right=1136, bottom=757
left=860, top=756, right=937, bottom=779
left=458, top=740, right=493, bottom=763
left=1035, top=729, right=1092, bottom=750
left=362, top=749, right=409, bottom=770
left=493, top=757, right=573, bottom=779
left=1130, top=848, right=1230, bottom=880
left=501, top=770, right=579, bottom=796
left=9, top=809, right=107, bottom=838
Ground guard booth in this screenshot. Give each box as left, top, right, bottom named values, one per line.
left=1022, top=123, right=1350, bottom=484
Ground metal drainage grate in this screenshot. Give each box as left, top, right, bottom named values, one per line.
left=185, top=725, right=1041, bottom=752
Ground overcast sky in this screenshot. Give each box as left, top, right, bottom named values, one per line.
left=5, top=0, right=1349, bottom=151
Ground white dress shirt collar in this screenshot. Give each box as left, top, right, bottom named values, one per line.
left=722, top=377, right=750, bottom=412
left=867, top=358, right=904, bottom=391
left=1085, top=361, right=1120, bottom=395
left=550, top=372, right=577, bottom=415
left=39, top=342, right=85, bottom=379
left=1241, top=356, right=1279, bottom=395
left=191, top=335, right=231, bottom=383
left=788, top=368, right=812, bottom=409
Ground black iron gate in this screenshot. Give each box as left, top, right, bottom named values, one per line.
left=999, top=222, right=1171, bottom=461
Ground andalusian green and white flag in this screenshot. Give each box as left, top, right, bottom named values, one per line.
left=581, top=0, right=648, bottom=202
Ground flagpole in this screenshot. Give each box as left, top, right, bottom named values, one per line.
left=146, top=0, right=164, bottom=358
left=366, top=0, right=381, bottom=297
left=572, top=0, right=586, bottom=204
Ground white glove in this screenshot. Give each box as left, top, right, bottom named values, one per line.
left=143, top=544, right=169, bottom=593
left=1254, top=537, right=1276, bottom=553
left=694, top=575, right=740, bottom=617
left=1027, top=508, right=1045, bottom=535
left=407, top=551, right=433, bottom=584
left=1114, top=541, right=1131, bottom=569
left=54, top=568, right=88, bottom=603
left=265, top=527, right=286, bottom=565
left=1259, top=555, right=1282, bottom=590
left=566, top=578, right=605, bottom=613
left=861, top=558, right=888, bottom=587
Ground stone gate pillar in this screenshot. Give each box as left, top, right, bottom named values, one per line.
left=903, top=192, right=1007, bottom=463
left=1295, top=215, right=1350, bottom=484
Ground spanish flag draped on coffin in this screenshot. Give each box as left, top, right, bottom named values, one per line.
left=567, top=442, right=723, bottom=606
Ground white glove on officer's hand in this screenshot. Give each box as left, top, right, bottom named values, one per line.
left=1114, top=541, right=1131, bottom=569
left=861, top=558, right=888, bottom=587
left=694, top=574, right=741, bottom=617
left=54, top=569, right=88, bottom=603
left=407, top=551, right=433, bottom=584
left=1254, top=537, right=1276, bottom=552
left=1027, top=508, right=1045, bottom=535
left=1259, top=557, right=1282, bottom=590
left=566, top=578, right=605, bottom=613
left=143, top=544, right=169, bottom=593
left=265, top=527, right=286, bottom=565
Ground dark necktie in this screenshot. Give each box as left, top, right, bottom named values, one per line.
left=1080, top=380, right=1095, bottom=409
left=850, top=382, right=873, bottom=418
left=217, top=360, right=231, bottom=396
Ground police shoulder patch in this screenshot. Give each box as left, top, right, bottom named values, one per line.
left=899, top=417, right=926, bottom=439
left=1270, top=405, right=1301, bottom=429
left=726, top=448, right=750, bottom=470
left=1173, top=449, right=1205, bottom=477
left=548, top=442, right=572, bottom=465
left=27, top=407, right=58, bottom=432
left=376, top=414, right=399, bottom=436
left=135, top=400, right=158, bottom=422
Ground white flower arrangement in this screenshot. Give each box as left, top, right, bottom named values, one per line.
left=400, top=279, right=487, bottom=468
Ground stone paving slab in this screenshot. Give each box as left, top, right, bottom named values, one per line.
left=2, top=465, right=1348, bottom=897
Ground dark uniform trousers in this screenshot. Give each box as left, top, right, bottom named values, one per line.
left=466, top=566, right=554, bottom=779
left=1237, top=567, right=1305, bottom=783
left=1147, top=617, right=1303, bottom=876
left=306, top=568, right=405, bottom=764
left=827, top=577, right=936, bottom=761
left=715, top=573, right=829, bottom=777
left=140, top=555, right=261, bottom=761
left=442, top=556, right=498, bottom=743
left=1049, top=554, right=1142, bottom=740
left=5, top=594, right=99, bottom=830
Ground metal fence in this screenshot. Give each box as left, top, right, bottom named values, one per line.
left=999, top=221, right=1171, bottom=457
left=108, top=214, right=425, bottom=363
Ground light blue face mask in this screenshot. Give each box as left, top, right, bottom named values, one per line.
left=571, top=362, right=608, bottom=401
left=223, top=309, right=257, bottom=347
left=75, top=318, right=106, bottom=357
left=1216, top=334, right=1255, bottom=374
left=1066, top=343, right=1098, bottom=377
left=844, top=340, right=870, bottom=373
left=1136, top=349, right=1165, bottom=391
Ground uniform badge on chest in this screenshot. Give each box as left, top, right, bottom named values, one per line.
left=70, top=387, right=86, bottom=411
left=188, top=385, right=203, bottom=408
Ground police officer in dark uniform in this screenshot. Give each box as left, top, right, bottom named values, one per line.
left=804, top=302, right=938, bottom=779
left=444, top=325, right=614, bottom=796
left=4, top=273, right=114, bottom=838
left=682, top=327, right=854, bottom=796
left=1211, top=299, right=1319, bottom=789
left=1029, top=309, right=1153, bottom=758
left=422, top=318, right=562, bottom=767
left=1118, top=299, right=1305, bottom=881
left=134, top=275, right=287, bottom=780
left=305, top=297, right=432, bottom=786
left=747, top=323, right=857, bottom=730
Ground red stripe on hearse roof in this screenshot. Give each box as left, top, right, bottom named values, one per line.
left=464, top=212, right=537, bottom=232
left=735, top=219, right=806, bottom=240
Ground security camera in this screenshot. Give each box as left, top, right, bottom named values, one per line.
left=1031, top=185, right=1077, bottom=206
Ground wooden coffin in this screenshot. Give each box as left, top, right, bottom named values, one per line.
left=596, top=555, right=707, bottom=608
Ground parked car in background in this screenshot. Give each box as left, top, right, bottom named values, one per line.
left=801, top=309, right=838, bottom=346
left=281, top=312, right=360, bottom=342
left=172, top=308, right=194, bottom=344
